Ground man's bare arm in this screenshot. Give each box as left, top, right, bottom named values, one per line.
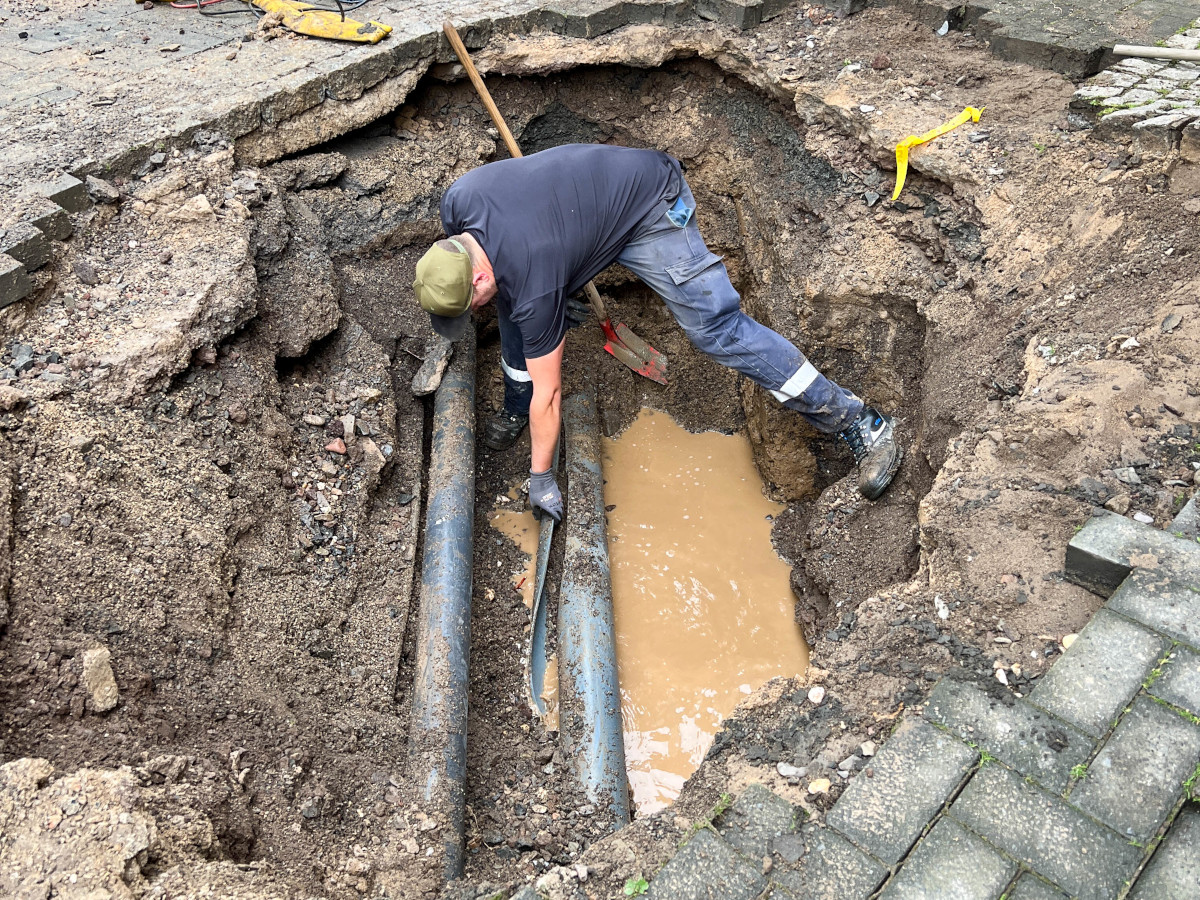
left=525, top=339, right=565, bottom=472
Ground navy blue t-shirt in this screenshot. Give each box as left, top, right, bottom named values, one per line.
left=440, top=144, right=682, bottom=359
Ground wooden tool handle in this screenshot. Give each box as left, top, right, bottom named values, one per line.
left=442, top=21, right=522, bottom=159
left=442, top=19, right=607, bottom=322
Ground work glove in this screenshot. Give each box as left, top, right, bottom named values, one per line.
left=565, top=294, right=591, bottom=330
left=529, top=468, right=563, bottom=522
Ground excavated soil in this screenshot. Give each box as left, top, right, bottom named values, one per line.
left=1, top=6, right=1198, bottom=900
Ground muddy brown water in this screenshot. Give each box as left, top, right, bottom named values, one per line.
left=603, top=408, right=809, bottom=814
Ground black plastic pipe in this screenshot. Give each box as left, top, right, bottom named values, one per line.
left=407, top=333, right=475, bottom=879
left=559, top=387, right=631, bottom=827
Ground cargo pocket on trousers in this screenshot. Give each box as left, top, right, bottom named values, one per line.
left=665, top=251, right=724, bottom=286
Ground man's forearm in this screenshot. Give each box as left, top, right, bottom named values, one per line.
left=529, top=389, right=561, bottom=472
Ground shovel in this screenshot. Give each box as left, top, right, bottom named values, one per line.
left=442, top=20, right=668, bottom=386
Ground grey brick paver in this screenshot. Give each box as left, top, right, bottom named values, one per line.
left=826, top=719, right=976, bottom=864
left=1109, top=570, right=1200, bottom=650
left=1030, top=608, right=1166, bottom=738
left=716, top=783, right=797, bottom=856
left=1009, top=873, right=1069, bottom=900
left=1066, top=512, right=1200, bottom=596
left=1129, top=808, right=1200, bottom=900
left=1151, top=646, right=1200, bottom=717
left=950, top=765, right=1141, bottom=900
left=877, top=818, right=1015, bottom=900
left=771, top=824, right=887, bottom=900
left=1071, top=696, right=1200, bottom=840
left=925, top=676, right=1093, bottom=792
left=645, top=829, right=765, bottom=900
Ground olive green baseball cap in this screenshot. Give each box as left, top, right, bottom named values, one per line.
left=414, top=238, right=473, bottom=341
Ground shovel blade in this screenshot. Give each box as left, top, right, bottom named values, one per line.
left=605, top=340, right=668, bottom=385
left=612, top=322, right=668, bottom=372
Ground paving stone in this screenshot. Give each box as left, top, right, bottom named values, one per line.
left=1151, top=645, right=1200, bottom=717
left=1065, top=511, right=1200, bottom=596
left=23, top=199, right=72, bottom=241
left=1171, top=496, right=1200, bottom=540
left=645, top=829, right=765, bottom=900
left=695, top=0, right=762, bottom=29
left=1108, top=568, right=1200, bottom=650
left=877, top=818, right=1015, bottom=900
left=1129, top=807, right=1200, bottom=900
left=33, top=173, right=89, bottom=214
left=0, top=252, right=30, bottom=311
left=1071, top=696, right=1200, bottom=840
left=716, top=783, right=798, bottom=856
left=1029, top=608, right=1166, bottom=738
left=950, top=764, right=1141, bottom=900
left=826, top=719, right=977, bottom=864
left=925, top=676, right=1093, bottom=792
left=1008, top=873, right=1069, bottom=900
left=0, top=221, right=49, bottom=272
left=770, top=824, right=887, bottom=900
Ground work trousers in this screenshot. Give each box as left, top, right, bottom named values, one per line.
left=497, top=176, right=862, bottom=434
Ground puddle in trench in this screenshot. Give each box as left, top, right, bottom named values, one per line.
left=603, top=408, right=809, bottom=814
left=489, top=500, right=560, bottom=730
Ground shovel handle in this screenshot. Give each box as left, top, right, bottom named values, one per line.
left=443, top=19, right=608, bottom=323
left=442, top=21, right=521, bottom=159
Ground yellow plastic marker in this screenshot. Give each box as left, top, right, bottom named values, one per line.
left=253, top=0, right=392, bottom=43
left=892, top=106, right=983, bottom=201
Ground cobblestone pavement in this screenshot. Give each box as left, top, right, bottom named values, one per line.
left=1070, top=25, right=1200, bottom=159
left=642, top=507, right=1200, bottom=900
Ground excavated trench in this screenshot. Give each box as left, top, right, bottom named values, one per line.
left=0, top=39, right=1019, bottom=899
left=287, top=57, right=959, bottom=884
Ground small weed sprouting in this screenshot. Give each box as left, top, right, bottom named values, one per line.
left=624, top=877, right=649, bottom=896
left=1184, top=763, right=1200, bottom=800
left=1071, top=763, right=1088, bottom=780
left=980, top=750, right=998, bottom=766
left=683, top=793, right=734, bottom=842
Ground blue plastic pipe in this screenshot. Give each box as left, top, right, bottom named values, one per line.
left=408, top=333, right=475, bottom=879
left=559, top=388, right=631, bottom=827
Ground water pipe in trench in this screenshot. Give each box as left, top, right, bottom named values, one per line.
left=407, top=332, right=476, bottom=880
left=559, top=387, right=632, bottom=826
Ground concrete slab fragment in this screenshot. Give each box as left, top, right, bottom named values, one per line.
left=1108, top=569, right=1200, bottom=650
left=925, top=676, right=1093, bottom=792
left=877, top=818, right=1015, bottom=900
left=1129, top=808, right=1200, bottom=900
left=1071, top=696, right=1200, bottom=840
left=771, top=824, right=888, bottom=900
left=716, top=783, right=798, bottom=856
left=1151, top=645, right=1200, bottom=717
left=950, top=765, right=1141, bottom=900
left=1009, top=873, right=1069, bottom=900
left=1065, top=511, right=1200, bottom=596
left=1029, top=608, right=1166, bottom=738
left=646, top=829, right=765, bottom=900
left=826, top=719, right=977, bottom=865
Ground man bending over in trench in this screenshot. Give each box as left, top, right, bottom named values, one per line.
left=412, top=144, right=902, bottom=521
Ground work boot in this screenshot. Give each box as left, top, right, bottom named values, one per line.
left=838, top=406, right=902, bottom=500
left=483, top=410, right=529, bottom=451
